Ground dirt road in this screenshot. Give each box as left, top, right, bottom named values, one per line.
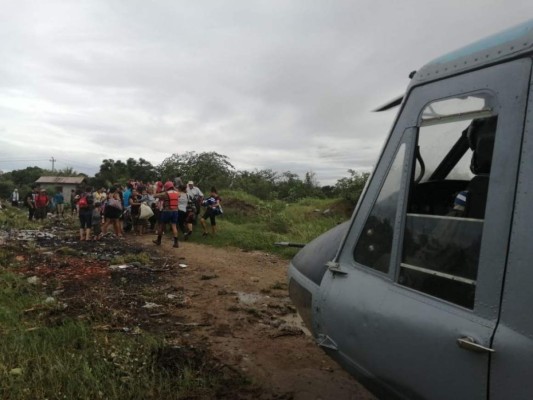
left=6, top=225, right=374, bottom=399
left=140, top=236, right=375, bottom=400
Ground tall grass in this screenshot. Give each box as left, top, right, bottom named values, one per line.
left=0, top=206, right=40, bottom=230
left=192, top=190, right=352, bottom=258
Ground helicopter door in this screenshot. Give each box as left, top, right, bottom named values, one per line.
left=316, top=58, right=530, bottom=400
left=489, top=70, right=533, bottom=400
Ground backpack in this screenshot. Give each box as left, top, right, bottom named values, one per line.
left=78, top=195, right=89, bottom=208
left=186, top=193, right=197, bottom=212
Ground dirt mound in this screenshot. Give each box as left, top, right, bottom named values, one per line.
left=222, top=198, right=258, bottom=216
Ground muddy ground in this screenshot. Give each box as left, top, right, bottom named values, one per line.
left=4, top=224, right=375, bottom=400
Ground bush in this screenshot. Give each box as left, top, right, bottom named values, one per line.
left=334, top=170, right=370, bottom=205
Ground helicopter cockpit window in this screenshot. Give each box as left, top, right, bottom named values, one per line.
left=420, top=95, right=490, bottom=122
left=399, top=94, right=497, bottom=309
left=353, top=144, right=406, bottom=274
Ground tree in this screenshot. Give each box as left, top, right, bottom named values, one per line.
left=334, top=170, right=370, bottom=205
left=233, top=169, right=278, bottom=200
left=0, top=165, right=89, bottom=198
left=92, top=159, right=129, bottom=187
left=3, top=166, right=46, bottom=188
left=157, top=151, right=235, bottom=190
left=157, top=154, right=182, bottom=182
left=0, top=178, right=16, bottom=199
left=0, top=166, right=50, bottom=199
left=273, top=170, right=322, bottom=202
left=125, top=158, right=157, bottom=183
left=54, top=167, right=81, bottom=176
left=320, top=185, right=336, bottom=198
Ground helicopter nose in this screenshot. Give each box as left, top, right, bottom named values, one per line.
left=288, top=221, right=350, bottom=334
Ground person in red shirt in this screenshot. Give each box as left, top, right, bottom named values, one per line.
left=35, top=189, right=49, bottom=220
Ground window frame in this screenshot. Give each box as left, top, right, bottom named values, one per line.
left=352, top=141, right=408, bottom=274
left=336, top=60, right=529, bottom=321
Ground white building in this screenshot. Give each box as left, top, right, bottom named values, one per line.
left=35, top=176, right=87, bottom=203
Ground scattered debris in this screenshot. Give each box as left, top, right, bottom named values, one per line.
left=11, top=230, right=57, bottom=241
left=200, top=274, right=218, bottom=280
left=108, top=264, right=131, bottom=271
left=9, top=368, right=23, bottom=376
left=142, top=302, right=162, bottom=309
left=237, top=292, right=266, bottom=306
left=270, top=324, right=304, bottom=338
left=149, top=312, right=169, bottom=318
left=23, top=306, right=47, bottom=314
left=174, top=322, right=211, bottom=328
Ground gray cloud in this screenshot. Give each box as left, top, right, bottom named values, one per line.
left=0, top=0, right=531, bottom=183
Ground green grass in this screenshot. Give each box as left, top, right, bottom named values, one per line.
left=0, top=272, right=234, bottom=399
left=192, top=191, right=352, bottom=258
left=0, top=206, right=41, bottom=230
left=0, top=194, right=351, bottom=398
left=110, top=252, right=152, bottom=266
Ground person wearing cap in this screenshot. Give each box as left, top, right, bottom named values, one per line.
left=186, top=181, right=204, bottom=223
left=11, top=188, right=19, bottom=207
left=152, top=181, right=180, bottom=248
left=449, top=191, right=469, bottom=217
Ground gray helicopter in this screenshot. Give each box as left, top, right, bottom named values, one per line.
left=287, top=19, right=533, bottom=400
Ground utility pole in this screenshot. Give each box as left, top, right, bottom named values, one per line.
left=50, top=157, right=56, bottom=172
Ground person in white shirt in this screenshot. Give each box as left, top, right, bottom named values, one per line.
left=11, top=188, right=19, bottom=207
left=186, top=181, right=203, bottom=223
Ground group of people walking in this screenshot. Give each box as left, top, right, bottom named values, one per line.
left=149, top=180, right=223, bottom=248
left=11, top=178, right=223, bottom=247
left=15, top=178, right=223, bottom=247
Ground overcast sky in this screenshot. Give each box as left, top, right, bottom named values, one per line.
left=0, top=1, right=531, bottom=185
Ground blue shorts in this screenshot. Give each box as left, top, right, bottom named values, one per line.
left=159, top=210, right=178, bottom=224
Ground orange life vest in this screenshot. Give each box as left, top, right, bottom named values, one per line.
left=166, top=191, right=179, bottom=210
